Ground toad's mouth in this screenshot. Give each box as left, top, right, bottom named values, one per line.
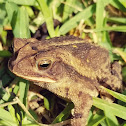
left=10, top=68, right=56, bottom=83
left=17, top=73, right=56, bottom=83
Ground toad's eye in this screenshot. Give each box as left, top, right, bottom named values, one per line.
left=37, top=60, right=51, bottom=70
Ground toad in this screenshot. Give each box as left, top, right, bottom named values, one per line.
left=8, top=36, right=122, bottom=126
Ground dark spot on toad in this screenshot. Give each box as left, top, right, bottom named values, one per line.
left=78, top=91, right=82, bottom=97
left=74, top=113, right=83, bottom=119
left=31, top=46, right=38, bottom=50
left=111, top=84, right=114, bottom=88
left=65, top=87, right=69, bottom=96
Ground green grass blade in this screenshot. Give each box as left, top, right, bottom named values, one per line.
left=122, top=122, right=126, bottom=126
left=88, top=111, right=105, bottom=126
left=0, top=4, right=6, bottom=33
left=59, top=4, right=96, bottom=35
left=93, top=97, right=126, bottom=120
left=101, top=86, right=126, bottom=103
left=122, top=67, right=126, bottom=81
left=113, top=48, right=126, bottom=62
left=19, top=78, right=29, bottom=107
left=8, top=0, right=37, bottom=6
left=0, top=108, right=17, bottom=126
left=96, top=0, right=104, bottom=29
left=104, top=108, right=119, bottom=126
left=63, top=0, right=76, bottom=22
left=107, top=17, right=126, bottom=24
left=18, top=6, right=31, bottom=38
left=5, top=2, right=18, bottom=28
left=37, top=0, right=55, bottom=38
left=13, top=79, right=19, bottom=95
left=25, top=6, right=34, bottom=18
left=110, top=0, right=126, bottom=12
left=102, top=0, right=112, bottom=6
left=5, top=2, right=31, bottom=38
left=119, top=0, right=126, bottom=8
left=1, top=30, right=7, bottom=45
left=0, top=91, right=11, bottom=104
left=52, top=102, right=74, bottom=124
left=0, top=50, right=12, bottom=57
left=8, top=105, right=18, bottom=124
left=94, top=26, right=126, bottom=32
left=100, top=31, right=112, bottom=50
left=43, top=97, right=50, bottom=111
left=95, top=0, right=106, bottom=42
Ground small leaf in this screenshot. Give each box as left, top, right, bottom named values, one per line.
left=43, top=92, right=55, bottom=111
left=0, top=50, right=12, bottom=57
left=44, top=97, right=50, bottom=111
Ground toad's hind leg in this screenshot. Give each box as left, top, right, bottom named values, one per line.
left=70, top=93, right=93, bottom=126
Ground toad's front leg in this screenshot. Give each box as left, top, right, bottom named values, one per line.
left=38, top=83, right=94, bottom=126
left=69, top=93, right=93, bottom=126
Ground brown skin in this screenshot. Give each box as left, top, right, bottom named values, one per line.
left=9, top=36, right=122, bottom=126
